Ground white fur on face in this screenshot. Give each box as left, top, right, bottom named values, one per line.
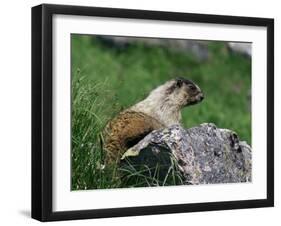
left=130, top=80, right=185, bottom=126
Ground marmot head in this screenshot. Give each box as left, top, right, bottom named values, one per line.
left=130, top=77, right=204, bottom=126
left=164, top=77, right=204, bottom=108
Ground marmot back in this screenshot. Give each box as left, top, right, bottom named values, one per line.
left=103, top=111, right=164, bottom=164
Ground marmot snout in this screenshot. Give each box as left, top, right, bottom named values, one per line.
left=103, top=77, right=204, bottom=164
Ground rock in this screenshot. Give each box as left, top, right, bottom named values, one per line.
left=121, top=123, right=251, bottom=185
left=227, top=42, right=252, bottom=58
left=97, top=36, right=210, bottom=62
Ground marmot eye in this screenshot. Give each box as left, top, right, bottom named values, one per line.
left=189, top=85, right=197, bottom=91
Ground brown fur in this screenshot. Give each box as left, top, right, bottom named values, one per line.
left=103, top=111, right=164, bottom=164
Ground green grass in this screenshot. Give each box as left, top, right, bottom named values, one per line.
left=71, top=35, right=251, bottom=190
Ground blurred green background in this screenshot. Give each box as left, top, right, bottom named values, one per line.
left=71, top=34, right=251, bottom=190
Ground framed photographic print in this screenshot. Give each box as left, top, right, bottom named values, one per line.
left=32, top=4, right=274, bottom=221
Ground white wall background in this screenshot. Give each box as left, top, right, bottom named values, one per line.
left=0, top=0, right=279, bottom=225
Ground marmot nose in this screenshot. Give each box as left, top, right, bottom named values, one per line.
left=199, top=93, right=204, bottom=101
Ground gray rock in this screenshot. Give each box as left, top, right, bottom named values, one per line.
left=228, top=42, right=252, bottom=58
left=122, top=123, right=251, bottom=185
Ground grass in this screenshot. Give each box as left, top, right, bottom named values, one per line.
left=71, top=35, right=251, bottom=190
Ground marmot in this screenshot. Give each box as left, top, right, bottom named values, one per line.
left=103, top=77, right=204, bottom=164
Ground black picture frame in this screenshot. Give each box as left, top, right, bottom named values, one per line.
left=32, top=3, right=274, bottom=222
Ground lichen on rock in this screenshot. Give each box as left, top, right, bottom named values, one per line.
left=122, top=123, right=252, bottom=185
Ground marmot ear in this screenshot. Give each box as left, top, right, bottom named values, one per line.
left=175, top=77, right=184, bottom=87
